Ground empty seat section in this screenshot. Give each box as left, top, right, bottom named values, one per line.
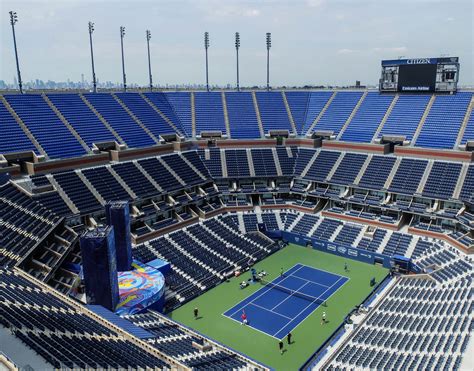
left=284, top=91, right=310, bottom=134
left=144, top=92, right=186, bottom=136
left=111, top=162, right=159, bottom=198
left=0, top=101, right=37, bottom=154
left=194, top=92, right=226, bottom=134
left=251, top=148, right=278, bottom=177
left=312, top=91, right=363, bottom=135
left=379, top=94, right=431, bottom=140
left=388, top=158, right=427, bottom=195
left=137, top=158, right=182, bottom=192
left=4, top=95, right=86, bottom=159
left=302, top=91, right=334, bottom=135
left=161, top=154, right=203, bottom=185
left=340, top=93, right=394, bottom=142
left=53, top=171, right=101, bottom=213
left=84, top=94, right=155, bottom=148
left=358, top=156, right=396, bottom=189
left=415, top=92, right=472, bottom=149
left=276, top=146, right=296, bottom=175
left=255, top=91, right=292, bottom=133
left=81, top=167, right=132, bottom=201
left=329, top=153, right=367, bottom=185
left=293, top=148, right=316, bottom=176
left=164, top=92, right=192, bottom=136
left=198, top=148, right=222, bottom=177
left=422, top=162, right=462, bottom=200
left=115, top=93, right=176, bottom=138
left=47, top=94, right=117, bottom=147
left=460, top=107, right=474, bottom=145
left=304, top=150, right=341, bottom=181
left=459, top=165, right=474, bottom=203
left=225, top=150, right=251, bottom=177
left=225, top=92, right=260, bottom=139
left=181, top=151, right=211, bottom=178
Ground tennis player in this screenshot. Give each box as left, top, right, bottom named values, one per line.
left=321, top=311, right=327, bottom=325
left=279, top=340, right=284, bottom=354
left=194, top=307, right=199, bottom=319
left=344, top=262, right=348, bottom=272
left=241, top=310, right=248, bottom=325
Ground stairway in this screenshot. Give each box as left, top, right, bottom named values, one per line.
left=416, top=160, right=434, bottom=194
left=76, top=170, right=106, bottom=206
left=0, top=95, right=48, bottom=158
left=372, top=94, right=399, bottom=142
left=412, top=94, right=436, bottom=145
left=455, top=95, right=474, bottom=148
left=221, top=91, right=231, bottom=138
left=46, top=175, right=79, bottom=214
left=179, top=153, right=207, bottom=180
left=139, top=92, right=183, bottom=136
left=133, top=160, right=164, bottom=192
left=337, top=91, right=368, bottom=140
left=157, top=157, right=186, bottom=186
left=305, top=91, right=337, bottom=135
left=190, top=92, right=196, bottom=138
left=354, top=154, right=373, bottom=185
left=272, top=148, right=283, bottom=176
left=383, top=157, right=402, bottom=189
left=107, top=165, right=137, bottom=199
left=251, top=91, right=265, bottom=138
left=42, top=93, right=90, bottom=152
left=79, top=94, right=125, bottom=145
left=326, top=152, right=345, bottom=182
left=301, top=150, right=319, bottom=178
left=112, top=93, right=160, bottom=144
left=453, top=162, right=469, bottom=199
left=220, top=149, right=228, bottom=178
left=281, top=91, right=297, bottom=136
left=246, top=149, right=256, bottom=177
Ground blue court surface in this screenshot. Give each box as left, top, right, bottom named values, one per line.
left=223, top=264, right=348, bottom=339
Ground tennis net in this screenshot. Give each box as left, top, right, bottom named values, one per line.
left=259, top=278, right=325, bottom=305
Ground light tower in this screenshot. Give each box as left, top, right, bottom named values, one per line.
left=204, top=31, right=210, bottom=92
left=120, top=26, right=127, bottom=92
left=266, top=32, right=271, bottom=91
left=146, top=30, right=153, bottom=91
left=9, top=11, right=23, bottom=94
left=235, top=32, right=240, bottom=91
left=88, top=21, right=97, bottom=93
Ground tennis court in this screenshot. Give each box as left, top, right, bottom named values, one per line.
left=223, top=263, right=348, bottom=339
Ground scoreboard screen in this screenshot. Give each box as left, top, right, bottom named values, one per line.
left=397, top=64, right=437, bottom=92
left=380, top=57, right=459, bottom=93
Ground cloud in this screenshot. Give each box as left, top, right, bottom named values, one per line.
left=206, top=4, right=260, bottom=18
left=307, top=0, right=326, bottom=8
left=337, top=48, right=357, bottom=54
left=372, top=46, right=408, bottom=53
left=446, top=17, right=455, bottom=21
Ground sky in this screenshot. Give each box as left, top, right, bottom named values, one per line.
left=0, top=0, right=473, bottom=87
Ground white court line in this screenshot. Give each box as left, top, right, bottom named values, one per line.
left=221, top=313, right=282, bottom=340
left=297, top=263, right=349, bottom=280
left=248, top=302, right=293, bottom=320
left=273, top=276, right=348, bottom=338
left=286, top=275, right=349, bottom=336
left=270, top=281, right=309, bottom=311
left=225, top=264, right=305, bottom=318
left=289, top=273, right=331, bottom=288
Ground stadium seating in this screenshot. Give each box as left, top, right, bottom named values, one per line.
left=0, top=268, right=172, bottom=369
left=312, top=91, right=363, bottom=135
left=340, top=93, right=394, bottom=142
left=115, top=93, right=176, bottom=138
left=83, top=93, right=156, bottom=148
left=256, top=91, right=292, bottom=133
left=194, top=92, right=226, bottom=135
left=378, top=94, right=431, bottom=141
left=225, top=92, right=261, bottom=139
left=47, top=94, right=118, bottom=148
left=0, top=101, right=38, bottom=155
left=415, top=92, right=472, bottom=149
left=4, top=94, right=87, bottom=159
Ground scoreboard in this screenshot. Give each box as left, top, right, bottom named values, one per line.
left=380, top=57, right=459, bottom=93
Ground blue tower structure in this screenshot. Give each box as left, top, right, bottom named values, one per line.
left=80, top=226, right=119, bottom=311
left=105, top=200, right=132, bottom=271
